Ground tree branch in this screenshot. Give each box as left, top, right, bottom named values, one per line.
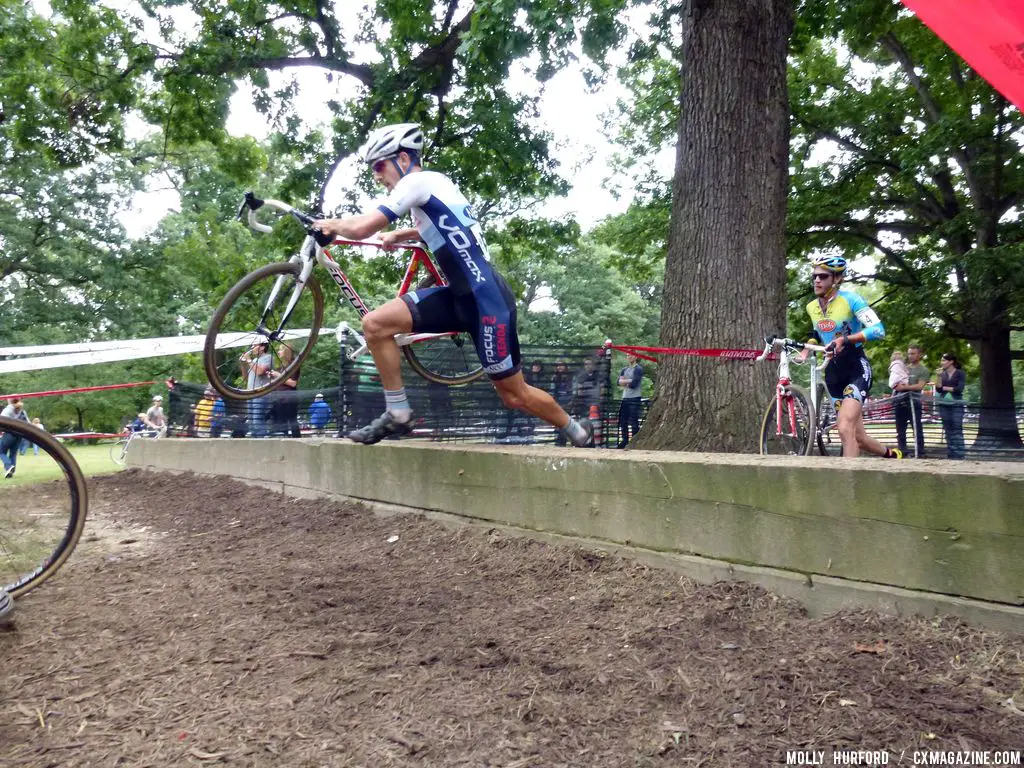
left=218, top=56, right=374, bottom=85
left=879, top=32, right=986, bottom=210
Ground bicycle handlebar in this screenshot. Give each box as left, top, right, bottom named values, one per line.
left=756, top=335, right=828, bottom=362
left=237, top=192, right=332, bottom=244
left=236, top=191, right=430, bottom=252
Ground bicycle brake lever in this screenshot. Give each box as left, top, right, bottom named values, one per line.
left=237, top=192, right=265, bottom=221
left=310, top=228, right=334, bottom=247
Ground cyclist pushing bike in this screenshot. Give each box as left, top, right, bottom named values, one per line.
left=312, top=123, right=594, bottom=447
left=802, top=254, right=902, bottom=459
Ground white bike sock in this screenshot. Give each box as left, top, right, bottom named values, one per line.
left=384, top=388, right=412, bottom=423
left=561, top=418, right=589, bottom=447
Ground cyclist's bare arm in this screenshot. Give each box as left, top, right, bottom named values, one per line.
left=313, top=210, right=390, bottom=240
left=380, top=227, right=422, bottom=247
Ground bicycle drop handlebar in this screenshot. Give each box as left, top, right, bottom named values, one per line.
left=237, top=192, right=333, bottom=246
left=756, top=335, right=829, bottom=364
left=235, top=191, right=429, bottom=254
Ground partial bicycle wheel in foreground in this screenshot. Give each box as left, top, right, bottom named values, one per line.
left=0, top=417, right=88, bottom=598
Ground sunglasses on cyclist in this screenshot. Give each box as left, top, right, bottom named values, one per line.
left=371, top=156, right=397, bottom=174
left=811, top=272, right=833, bottom=282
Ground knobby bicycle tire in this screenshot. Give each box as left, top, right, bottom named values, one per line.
left=204, top=262, right=325, bottom=401
left=758, top=384, right=815, bottom=456
left=0, top=416, right=88, bottom=598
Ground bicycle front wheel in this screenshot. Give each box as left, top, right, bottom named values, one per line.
left=204, top=262, right=324, bottom=401
left=403, top=334, right=485, bottom=386
left=759, top=385, right=815, bottom=455
left=0, top=417, right=88, bottom=598
left=109, top=438, right=129, bottom=467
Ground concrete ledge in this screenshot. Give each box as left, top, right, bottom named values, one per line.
left=128, top=438, right=1024, bottom=633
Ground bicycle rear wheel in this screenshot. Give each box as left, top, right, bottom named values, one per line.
left=0, top=417, right=88, bottom=598
left=403, top=334, right=485, bottom=386
left=816, top=393, right=842, bottom=456
left=109, top=437, right=129, bottom=467
left=204, top=261, right=325, bottom=401
left=759, top=385, right=815, bottom=455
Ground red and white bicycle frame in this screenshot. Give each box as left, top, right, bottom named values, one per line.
left=243, top=197, right=452, bottom=361
left=756, top=337, right=828, bottom=438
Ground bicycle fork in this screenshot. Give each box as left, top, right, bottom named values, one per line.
left=775, top=378, right=799, bottom=438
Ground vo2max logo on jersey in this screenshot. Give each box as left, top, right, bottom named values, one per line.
left=437, top=214, right=486, bottom=284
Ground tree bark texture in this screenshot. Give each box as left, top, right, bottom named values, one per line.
left=974, top=323, right=1023, bottom=448
left=634, top=0, right=793, bottom=452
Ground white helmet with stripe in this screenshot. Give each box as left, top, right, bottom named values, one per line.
left=360, top=123, right=424, bottom=164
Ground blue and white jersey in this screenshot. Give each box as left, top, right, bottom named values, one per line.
left=376, top=171, right=495, bottom=296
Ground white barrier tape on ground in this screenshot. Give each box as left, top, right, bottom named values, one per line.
left=0, top=330, right=313, bottom=374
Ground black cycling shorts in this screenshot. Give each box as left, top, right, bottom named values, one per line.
left=825, top=350, right=873, bottom=404
left=400, top=272, right=521, bottom=381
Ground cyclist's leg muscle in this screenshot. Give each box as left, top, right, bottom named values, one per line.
left=492, top=371, right=571, bottom=429
left=363, top=297, right=416, bottom=391
left=363, top=296, right=415, bottom=340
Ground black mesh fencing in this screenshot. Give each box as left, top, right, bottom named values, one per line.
left=166, top=340, right=652, bottom=448
left=164, top=339, right=1024, bottom=459
left=856, top=391, right=1024, bottom=461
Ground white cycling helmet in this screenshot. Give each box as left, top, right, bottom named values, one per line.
left=360, top=123, right=424, bottom=164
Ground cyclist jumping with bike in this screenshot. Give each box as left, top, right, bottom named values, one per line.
left=803, top=255, right=902, bottom=459
left=313, top=123, right=594, bottom=447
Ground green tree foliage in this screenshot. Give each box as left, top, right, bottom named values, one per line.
left=607, top=0, right=1024, bottom=447
left=0, top=0, right=151, bottom=166
left=789, top=0, right=1024, bottom=445
left=0, top=151, right=144, bottom=342
left=132, top=0, right=629, bottom=211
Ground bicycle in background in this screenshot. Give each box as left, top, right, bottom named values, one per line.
left=202, top=193, right=486, bottom=403
left=756, top=335, right=839, bottom=456
left=0, top=415, right=88, bottom=601
left=109, top=427, right=162, bottom=467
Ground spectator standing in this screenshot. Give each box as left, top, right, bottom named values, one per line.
left=195, top=386, right=227, bottom=437
left=28, top=418, right=45, bottom=456
left=550, top=360, right=574, bottom=446
left=573, top=356, right=605, bottom=414
left=239, top=341, right=272, bottom=437
left=1, top=398, right=30, bottom=478
left=936, top=352, right=967, bottom=459
left=145, top=395, right=167, bottom=434
left=616, top=353, right=644, bottom=448
left=893, top=344, right=929, bottom=458
left=268, top=345, right=302, bottom=437
left=308, top=393, right=333, bottom=435
left=573, top=356, right=606, bottom=446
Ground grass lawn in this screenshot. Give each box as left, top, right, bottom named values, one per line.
left=1, top=443, right=121, bottom=488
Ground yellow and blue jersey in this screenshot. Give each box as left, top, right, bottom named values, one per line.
left=806, top=289, right=884, bottom=348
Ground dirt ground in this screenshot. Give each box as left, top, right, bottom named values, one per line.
left=2, top=471, right=1022, bottom=768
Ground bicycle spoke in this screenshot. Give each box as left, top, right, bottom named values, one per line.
left=205, top=263, right=323, bottom=399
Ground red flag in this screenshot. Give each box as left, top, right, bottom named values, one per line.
left=900, top=0, right=1024, bottom=110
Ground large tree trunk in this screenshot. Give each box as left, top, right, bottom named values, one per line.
left=633, top=0, right=792, bottom=452
left=973, top=323, right=1022, bottom=449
